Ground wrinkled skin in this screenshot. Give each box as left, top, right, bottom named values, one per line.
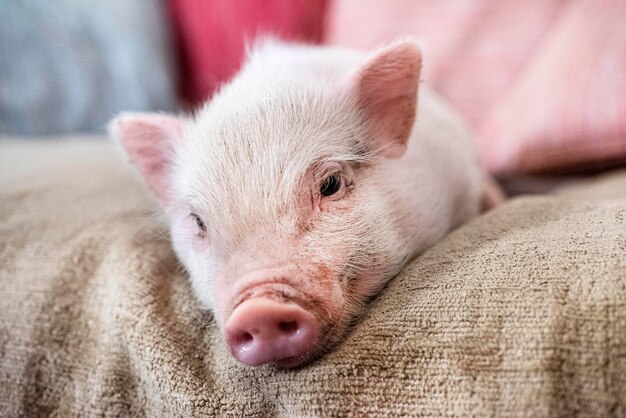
left=111, top=39, right=491, bottom=367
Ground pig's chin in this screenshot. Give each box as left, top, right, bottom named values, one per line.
left=271, top=349, right=323, bottom=369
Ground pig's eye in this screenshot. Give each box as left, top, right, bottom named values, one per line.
left=320, top=174, right=342, bottom=197
left=191, top=213, right=207, bottom=233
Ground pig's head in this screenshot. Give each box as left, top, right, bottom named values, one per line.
left=110, top=40, right=422, bottom=367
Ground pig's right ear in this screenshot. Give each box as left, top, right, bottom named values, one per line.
left=109, top=112, right=184, bottom=205
left=351, top=40, right=422, bottom=158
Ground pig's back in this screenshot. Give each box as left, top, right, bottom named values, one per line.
left=402, top=86, right=483, bottom=231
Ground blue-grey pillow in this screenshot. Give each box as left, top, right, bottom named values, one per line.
left=0, top=0, right=177, bottom=135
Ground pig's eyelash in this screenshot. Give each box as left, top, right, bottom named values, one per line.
left=187, top=202, right=207, bottom=220
left=190, top=212, right=208, bottom=233
left=182, top=193, right=208, bottom=213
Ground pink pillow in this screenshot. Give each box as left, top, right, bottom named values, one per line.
left=326, top=0, right=626, bottom=174
left=167, top=0, right=327, bottom=106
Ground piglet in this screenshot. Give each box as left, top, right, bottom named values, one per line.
left=110, top=39, right=501, bottom=368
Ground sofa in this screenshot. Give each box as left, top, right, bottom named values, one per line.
left=1, top=137, right=624, bottom=416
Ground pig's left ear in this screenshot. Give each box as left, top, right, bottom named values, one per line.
left=109, top=112, right=184, bottom=205
left=352, top=40, right=422, bottom=158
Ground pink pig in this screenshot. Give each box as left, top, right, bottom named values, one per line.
left=111, top=39, right=500, bottom=368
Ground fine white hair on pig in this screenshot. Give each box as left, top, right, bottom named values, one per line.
left=111, top=38, right=490, bottom=366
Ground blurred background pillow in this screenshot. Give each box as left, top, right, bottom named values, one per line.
left=167, top=0, right=327, bottom=105
left=0, top=0, right=177, bottom=135
left=1, top=0, right=624, bottom=176
left=326, top=0, right=626, bottom=174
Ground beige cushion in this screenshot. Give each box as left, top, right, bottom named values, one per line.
left=1, top=138, right=625, bottom=417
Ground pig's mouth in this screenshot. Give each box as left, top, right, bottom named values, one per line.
left=273, top=353, right=315, bottom=368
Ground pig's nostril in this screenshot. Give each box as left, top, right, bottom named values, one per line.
left=279, top=320, right=298, bottom=333
left=239, top=332, right=253, bottom=343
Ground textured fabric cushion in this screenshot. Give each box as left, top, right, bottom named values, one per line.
left=0, top=1, right=177, bottom=135
left=0, top=138, right=625, bottom=416
left=326, top=0, right=626, bottom=174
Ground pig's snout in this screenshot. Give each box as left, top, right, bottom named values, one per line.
left=225, top=297, right=319, bottom=367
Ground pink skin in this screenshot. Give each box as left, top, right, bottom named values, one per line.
left=112, top=42, right=422, bottom=367
left=168, top=158, right=373, bottom=366
left=111, top=40, right=486, bottom=367
left=175, top=159, right=395, bottom=367
left=179, top=159, right=359, bottom=366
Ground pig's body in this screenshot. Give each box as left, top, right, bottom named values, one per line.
left=111, top=40, right=492, bottom=368
left=375, top=88, right=482, bottom=241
